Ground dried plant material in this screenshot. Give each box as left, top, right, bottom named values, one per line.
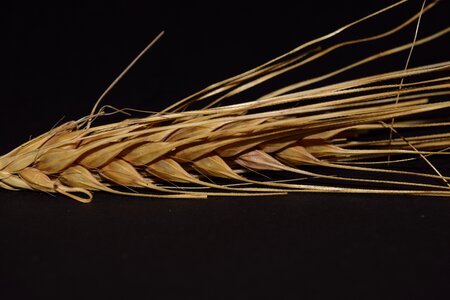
left=1, top=0, right=450, bottom=203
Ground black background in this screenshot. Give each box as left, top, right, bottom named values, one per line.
left=1, top=0, right=450, bottom=298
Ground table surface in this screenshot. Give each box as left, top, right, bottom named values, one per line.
left=2, top=189, right=450, bottom=298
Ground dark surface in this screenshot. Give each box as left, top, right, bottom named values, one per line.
left=1, top=1, right=450, bottom=298
left=1, top=191, right=450, bottom=298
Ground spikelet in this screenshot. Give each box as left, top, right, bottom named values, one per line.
left=1, top=0, right=450, bottom=203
